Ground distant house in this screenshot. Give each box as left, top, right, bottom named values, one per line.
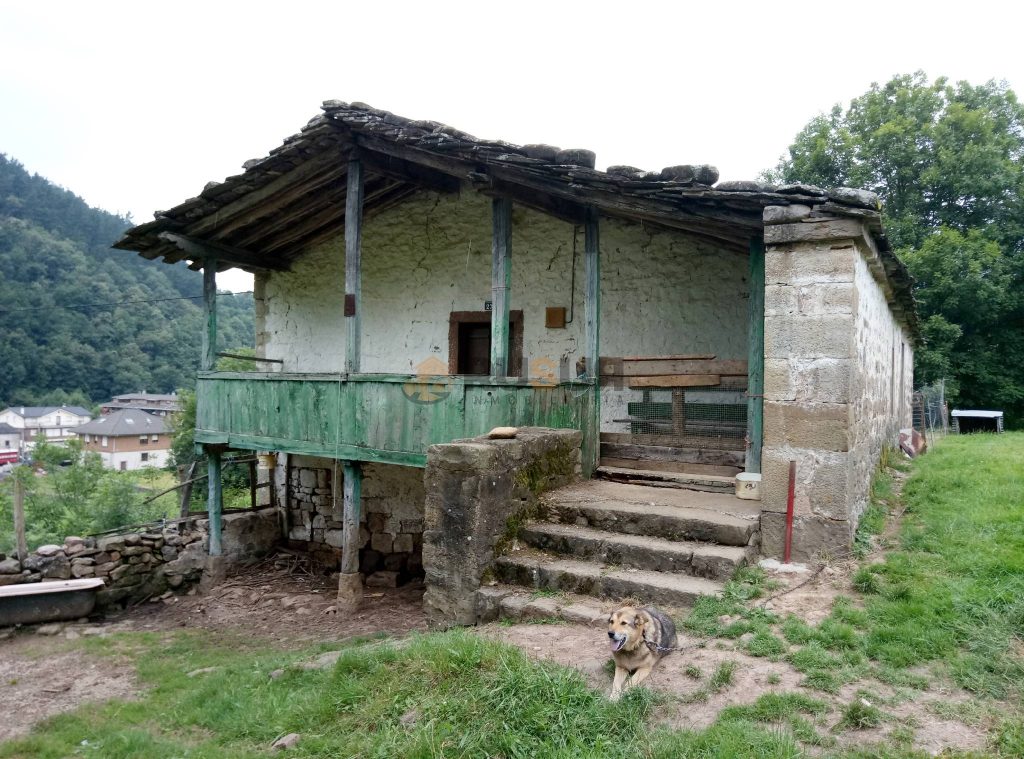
left=73, top=409, right=170, bottom=471
left=0, top=405, right=93, bottom=456
left=101, top=392, right=181, bottom=418
left=0, top=423, right=19, bottom=464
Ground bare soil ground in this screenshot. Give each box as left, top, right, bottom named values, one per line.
left=0, top=629, right=139, bottom=742
left=0, top=561, right=428, bottom=742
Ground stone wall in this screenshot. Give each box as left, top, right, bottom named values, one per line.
left=0, top=508, right=280, bottom=611
left=421, top=427, right=582, bottom=628
left=280, top=456, right=425, bottom=586
left=260, top=188, right=748, bottom=429
left=761, top=214, right=913, bottom=560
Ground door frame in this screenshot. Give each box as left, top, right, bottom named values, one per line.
left=447, top=310, right=524, bottom=376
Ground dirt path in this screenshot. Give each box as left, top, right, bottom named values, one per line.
left=0, top=630, right=139, bottom=742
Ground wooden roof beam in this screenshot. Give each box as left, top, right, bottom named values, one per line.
left=158, top=232, right=290, bottom=273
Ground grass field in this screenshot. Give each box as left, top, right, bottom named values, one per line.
left=2, top=433, right=1023, bottom=757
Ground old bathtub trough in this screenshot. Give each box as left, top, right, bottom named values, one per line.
left=0, top=578, right=104, bottom=626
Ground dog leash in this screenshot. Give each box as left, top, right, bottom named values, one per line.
left=642, top=634, right=700, bottom=655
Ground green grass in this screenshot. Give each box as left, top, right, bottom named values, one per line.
left=0, top=630, right=812, bottom=759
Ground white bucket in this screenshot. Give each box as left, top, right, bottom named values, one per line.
left=735, top=472, right=762, bottom=501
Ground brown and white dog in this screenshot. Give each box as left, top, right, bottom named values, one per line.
left=607, top=605, right=678, bottom=700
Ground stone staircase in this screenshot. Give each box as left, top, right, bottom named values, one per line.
left=481, top=469, right=760, bottom=625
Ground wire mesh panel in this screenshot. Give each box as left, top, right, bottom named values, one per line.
left=614, top=376, right=748, bottom=450
left=912, top=379, right=949, bottom=449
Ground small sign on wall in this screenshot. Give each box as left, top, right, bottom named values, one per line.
left=484, top=300, right=493, bottom=312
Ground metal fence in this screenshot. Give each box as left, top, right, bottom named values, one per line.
left=912, top=379, right=949, bottom=449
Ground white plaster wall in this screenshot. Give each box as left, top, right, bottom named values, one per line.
left=849, top=253, right=914, bottom=519
left=262, top=188, right=750, bottom=428
left=101, top=448, right=170, bottom=471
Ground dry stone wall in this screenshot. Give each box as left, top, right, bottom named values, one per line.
left=0, top=508, right=279, bottom=611
left=282, top=456, right=425, bottom=586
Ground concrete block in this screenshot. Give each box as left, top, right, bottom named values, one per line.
left=371, top=533, right=393, bottom=553
left=392, top=533, right=414, bottom=553
left=798, top=283, right=854, bottom=315
left=764, top=285, right=798, bottom=317
left=763, top=204, right=811, bottom=224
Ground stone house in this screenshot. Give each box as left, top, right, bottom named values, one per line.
left=114, top=102, right=916, bottom=619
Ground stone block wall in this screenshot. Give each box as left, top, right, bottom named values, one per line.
left=761, top=214, right=913, bottom=560
left=421, top=427, right=582, bottom=628
left=0, top=508, right=280, bottom=612
left=280, top=455, right=425, bottom=585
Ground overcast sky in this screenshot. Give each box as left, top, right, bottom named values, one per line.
left=4, top=0, right=1023, bottom=291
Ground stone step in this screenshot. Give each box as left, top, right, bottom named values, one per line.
left=476, top=585, right=610, bottom=627
left=596, top=465, right=736, bottom=494
left=541, top=492, right=758, bottom=547
left=495, top=553, right=724, bottom=607
left=518, top=521, right=749, bottom=580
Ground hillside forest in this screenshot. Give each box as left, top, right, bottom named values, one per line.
left=0, top=154, right=254, bottom=408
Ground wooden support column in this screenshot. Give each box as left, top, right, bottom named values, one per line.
left=337, top=459, right=363, bottom=610
left=746, top=237, right=765, bottom=473
left=583, top=207, right=601, bottom=475
left=13, top=471, right=27, bottom=564
left=345, top=158, right=364, bottom=374
left=206, top=448, right=223, bottom=556
left=490, top=197, right=512, bottom=377
left=201, top=260, right=218, bottom=372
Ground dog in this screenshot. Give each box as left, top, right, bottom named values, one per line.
left=607, top=605, right=677, bottom=700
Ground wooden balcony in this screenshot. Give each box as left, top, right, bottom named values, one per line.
left=194, top=371, right=596, bottom=467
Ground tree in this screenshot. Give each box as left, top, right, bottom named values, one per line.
left=769, top=73, right=1024, bottom=424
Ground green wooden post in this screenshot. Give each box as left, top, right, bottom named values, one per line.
left=583, top=207, right=601, bottom=475
left=340, top=460, right=362, bottom=575
left=490, top=197, right=512, bottom=377
left=746, top=237, right=765, bottom=473
left=207, top=448, right=223, bottom=556
left=345, top=158, right=364, bottom=374
left=201, top=260, right=218, bottom=372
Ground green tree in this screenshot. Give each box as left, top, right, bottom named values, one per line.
left=769, top=73, right=1024, bottom=424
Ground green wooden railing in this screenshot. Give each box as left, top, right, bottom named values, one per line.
left=194, top=371, right=596, bottom=468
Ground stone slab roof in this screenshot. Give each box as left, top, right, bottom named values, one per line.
left=113, top=101, right=915, bottom=330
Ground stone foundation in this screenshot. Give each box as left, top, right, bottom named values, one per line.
left=282, top=457, right=424, bottom=585
left=421, top=426, right=582, bottom=628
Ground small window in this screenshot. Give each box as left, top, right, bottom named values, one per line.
left=150, top=434, right=159, bottom=443
left=84, top=434, right=90, bottom=443
left=141, top=452, right=149, bottom=462
left=101, top=436, right=108, bottom=447
left=139, top=435, right=148, bottom=444
left=120, top=461, right=127, bottom=471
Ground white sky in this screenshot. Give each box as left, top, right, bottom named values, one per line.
left=3, top=0, right=1023, bottom=291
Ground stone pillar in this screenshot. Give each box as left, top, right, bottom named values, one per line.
left=422, top=428, right=582, bottom=628
left=760, top=212, right=864, bottom=560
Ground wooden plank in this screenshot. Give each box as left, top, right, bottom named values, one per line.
left=207, top=449, right=223, bottom=556
left=600, top=358, right=747, bottom=377
left=621, top=354, right=715, bottom=361
left=599, top=436, right=747, bottom=464
left=599, top=457, right=741, bottom=477
left=202, top=262, right=218, bottom=372
left=157, top=232, right=290, bottom=273
left=491, top=197, right=512, bottom=377
left=340, top=460, right=362, bottom=574
left=345, top=158, right=364, bottom=373
left=746, top=237, right=765, bottom=473
left=628, top=374, right=720, bottom=388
